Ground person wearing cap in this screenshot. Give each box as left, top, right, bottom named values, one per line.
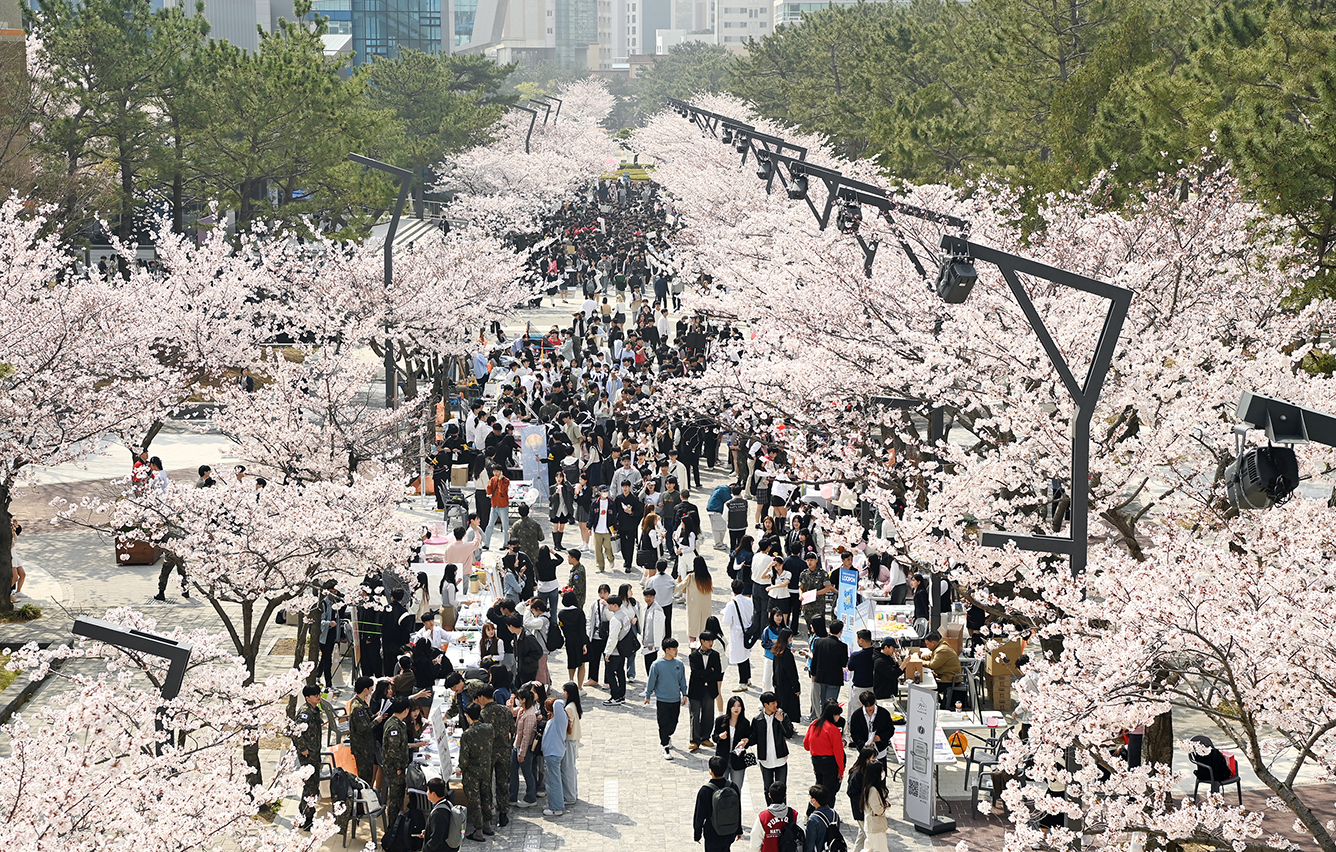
left=589, top=484, right=617, bottom=573
left=872, top=641, right=903, bottom=701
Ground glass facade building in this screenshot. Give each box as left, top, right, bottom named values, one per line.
left=554, top=0, right=597, bottom=67
left=352, top=0, right=442, bottom=63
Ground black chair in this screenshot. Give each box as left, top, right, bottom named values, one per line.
left=1188, top=735, right=1242, bottom=805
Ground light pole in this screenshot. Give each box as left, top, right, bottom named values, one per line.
left=348, top=153, right=412, bottom=409
left=508, top=104, right=539, bottom=154
left=73, top=616, right=193, bottom=698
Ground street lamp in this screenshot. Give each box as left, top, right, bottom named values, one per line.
left=507, top=104, right=539, bottom=154
left=938, top=234, right=1133, bottom=577
left=534, top=94, right=562, bottom=122
left=73, top=616, right=193, bottom=699
left=348, top=153, right=412, bottom=409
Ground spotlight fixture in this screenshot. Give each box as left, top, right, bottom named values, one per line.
left=836, top=198, right=862, bottom=234
left=735, top=135, right=748, bottom=154
left=1226, top=443, right=1300, bottom=510
left=721, top=127, right=734, bottom=144
left=756, top=157, right=773, bottom=181
left=786, top=167, right=808, bottom=200
left=934, top=254, right=978, bottom=303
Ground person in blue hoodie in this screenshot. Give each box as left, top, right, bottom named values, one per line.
left=643, top=637, right=688, bottom=759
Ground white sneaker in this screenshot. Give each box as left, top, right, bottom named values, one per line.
left=663, top=746, right=673, bottom=760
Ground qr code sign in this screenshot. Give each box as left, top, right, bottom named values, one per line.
left=906, top=779, right=923, bottom=799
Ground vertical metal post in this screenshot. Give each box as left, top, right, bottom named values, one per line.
left=348, top=153, right=413, bottom=409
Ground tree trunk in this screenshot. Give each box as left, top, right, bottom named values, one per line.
left=0, top=481, right=13, bottom=613
left=1143, top=710, right=1173, bottom=767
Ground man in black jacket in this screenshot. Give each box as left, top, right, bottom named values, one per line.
left=613, top=480, right=643, bottom=572
left=421, top=777, right=455, bottom=852
left=486, top=599, right=524, bottom=679
left=512, top=622, right=542, bottom=685
left=872, top=641, right=903, bottom=701
left=752, top=691, right=795, bottom=791
left=693, top=756, right=742, bottom=851
left=381, top=588, right=415, bottom=677
left=848, top=690, right=895, bottom=761
left=688, top=633, right=724, bottom=749
left=810, top=620, right=849, bottom=711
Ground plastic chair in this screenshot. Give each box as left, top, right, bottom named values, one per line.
left=970, top=772, right=994, bottom=816
left=343, top=777, right=384, bottom=847
left=951, top=657, right=982, bottom=712
left=1189, top=735, right=1242, bottom=805
left=963, top=727, right=1010, bottom=789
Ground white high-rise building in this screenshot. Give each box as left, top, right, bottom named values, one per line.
left=715, top=0, right=766, bottom=50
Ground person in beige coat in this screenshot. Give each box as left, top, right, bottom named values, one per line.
left=675, top=556, right=714, bottom=642
left=859, top=759, right=890, bottom=852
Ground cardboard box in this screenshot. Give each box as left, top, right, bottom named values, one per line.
left=986, top=675, right=1012, bottom=712
left=942, top=622, right=966, bottom=655
left=903, top=659, right=925, bottom=683
left=986, top=638, right=1024, bottom=676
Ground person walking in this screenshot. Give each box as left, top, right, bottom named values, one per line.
left=584, top=584, right=612, bottom=687
left=687, top=631, right=724, bottom=750
left=771, top=629, right=803, bottom=725
left=802, top=701, right=847, bottom=794
left=602, top=595, right=631, bottom=705
left=640, top=585, right=666, bottom=670
left=804, top=785, right=842, bottom=852
left=810, top=620, right=849, bottom=711
left=721, top=580, right=754, bottom=691
left=541, top=696, right=568, bottom=817
left=848, top=691, right=893, bottom=762
left=747, top=782, right=799, bottom=852
left=458, top=702, right=495, bottom=841
left=713, top=695, right=753, bottom=792
left=560, top=682, right=583, bottom=807
left=643, top=559, right=677, bottom=639
left=676, top=556, right=714, bottom=644
left=752, top=691, right=794, bottom=790
left=480, top=465, right=511, bottom=550
left=291, top=685, right=323, bottom=831
left=589, top=484, right=617, bottom=572
left=694, top=755, right=744, bottom=852
left=644, top=637, right=688, bottom=758
left=477, top=686, right=515, bottom=829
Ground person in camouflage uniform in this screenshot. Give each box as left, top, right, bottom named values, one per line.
left=291, top=685, right=324, bottom=831
left=347, top=676, right=378, bottom=784
left=382, top=698, right=416, bottom=828
left=566, top=549, right=587, bottom=607
left=509, top=504, right=544, bottom=562
left=799, top=551, right=834, bottom=637
left=458, top=703, right=495, bottom=841
left=444, top=673, right=490, bottom=729
left=475, top=686, right=515, bottom=828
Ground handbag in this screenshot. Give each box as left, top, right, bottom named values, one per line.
left=742, top=751, right=758, bottom=767
left=616, top=627, right=641, bottom=657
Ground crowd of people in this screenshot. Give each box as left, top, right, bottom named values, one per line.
left=288, top=178, right=1008, bottom=850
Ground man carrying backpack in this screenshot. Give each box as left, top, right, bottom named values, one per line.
left=804, top=784, right=847, bottom=852
left=421, top=777, right=464, bottom=852
left=693, top=756, right=743, bottom=851
left=746, top=782, right=803, bottom=852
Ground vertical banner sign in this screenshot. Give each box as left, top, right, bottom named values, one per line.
left=519, top=425, right=549, bottom=500
left=838, top=566, right=859, bottom=646
left=904, top=680, right=938, bottom=828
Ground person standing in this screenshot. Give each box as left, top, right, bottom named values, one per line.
left=614, top=480, right=643, bottom=571
left=802, top=702, right=847, bottom=794
left=847, top=629, right=877, bottom=706
left=721, top=580, right=754, bottom=691
left=429, top=439, right=450, bottom=513
left=477, top=686, right=515, bottom=829
left=644, top=637, right=688, bottom=758
left=799, top=552, right=835, bottom=639
left=676, top=556, right=714, bottom=644
left=640, top=586, right=666, bottom=671
left=510, top=504, right=544, bottom=563
left=857, top=754, right=890, bottom=852
left=752, top=692, right=794, bottom=790
left=541, top=696, right=568, bottom=817
left=458, top=702, right=495, bottom=841
left=558, top=591, right=589, bottom=686
left=510, top=688, right=540, bottom=809
left=347, top=676, right=377, bottom=785
left=688, top=631, right=724, bottom=750
left=643, top=559, right=677, bottom=640
left=872, top=641, right=902, bottom=701
left=382, top=698, right=417, bottom=829
left=584, top=584, right=612, bottom=687
left=291, top=685, right=323, bottom=831
left=804, top=785, right=841, bottom=852
left=725, top=485, right=749, bottom=552
left=694, top=755, right=743, bottom=852
left=483, top=466, right=512, bottom=549
left=561, top=682, right=583, bottom=807
left=810, top=620, right=849, bottom=711
left=566, top=548, right=588, bottom=608
left=848, top=691, right=893, bottom=762
left=771, top=629, right=803, bottom=724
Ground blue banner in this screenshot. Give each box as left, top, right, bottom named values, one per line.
left=838, top=566, right=859, bottom=644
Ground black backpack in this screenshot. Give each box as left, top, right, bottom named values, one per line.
left=776, top=809, right=805, bottom=852
left=328, top=767, right=353, bottom=805
left=812, top=810, right=847, bottom=852
left=383, top=809, right=425, bottom=852
left=709, top=782, right=742, bottom=836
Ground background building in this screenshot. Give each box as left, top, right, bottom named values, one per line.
left=351, top=0, right=442, bottom=63
left=715, top=0, right=765, bottom=49
left=156, top=0, right=297, bottom=52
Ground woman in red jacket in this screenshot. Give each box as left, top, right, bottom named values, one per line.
left=803, top=700, right=847, bottom=793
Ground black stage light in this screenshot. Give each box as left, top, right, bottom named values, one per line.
left=721, top=127, right=734, bottom=144
left=1226, top=444, right=1300, bottom=510
left=836, top=200, right=862, bottom=234
left=935, top=255, right=978, bottom=303
left=787, top=169, right=808, bottom=200
left=756, top=158, right=774, bottom=181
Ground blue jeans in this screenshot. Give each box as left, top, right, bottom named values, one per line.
left=544, top=753, right=565, bottom=810
left=485, top=506, right=510, bottom=549
left=539, top=588, right=560, bottom=623
left=510, top=747, right=537, bottom=803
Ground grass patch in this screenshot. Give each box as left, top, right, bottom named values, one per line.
left=0, top=604, right=42, bottom=624
left=0, top=653, right=15, bottom=692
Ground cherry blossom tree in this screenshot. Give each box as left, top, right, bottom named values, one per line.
left=0, top=608, right=340, bottom=852
left=440, top=78, right=621, bottom=236
left=633, top=97, right=1336, bottom=850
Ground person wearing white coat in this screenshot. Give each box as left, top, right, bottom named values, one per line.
left=720, top=580, right=755, bottom=692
